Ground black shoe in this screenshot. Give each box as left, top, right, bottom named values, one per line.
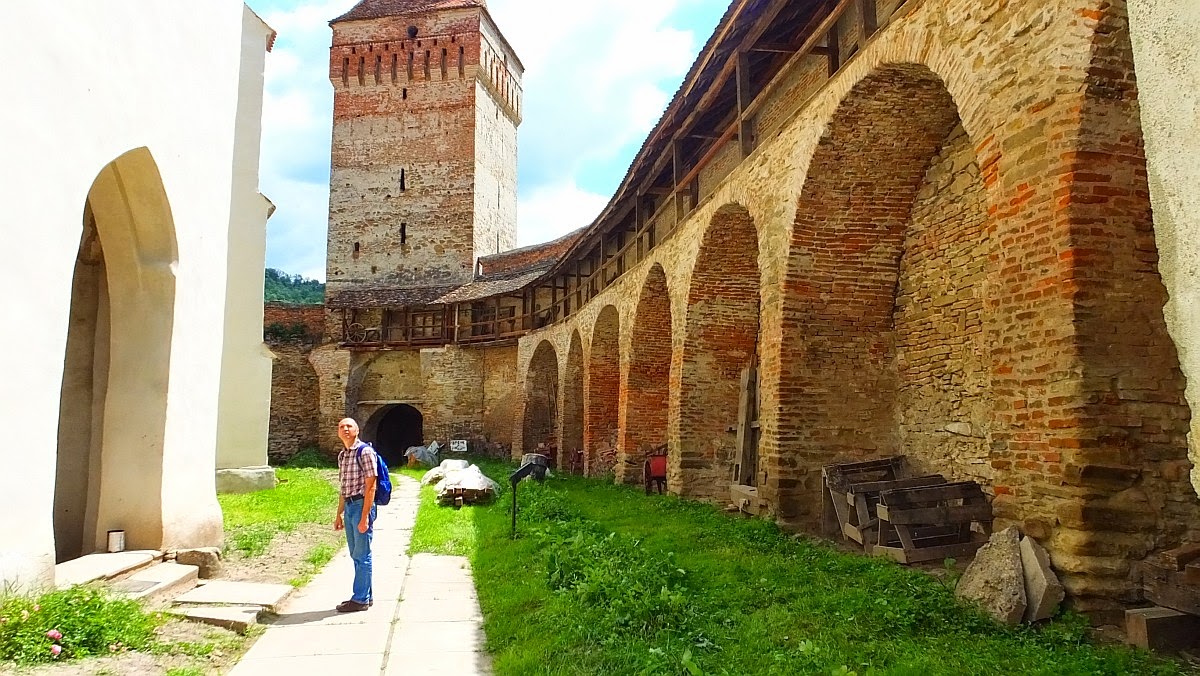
left=336, top=600, right=369, bottom=613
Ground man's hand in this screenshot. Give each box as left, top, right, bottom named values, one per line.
left=334, top=513, right=344, bottom=531
left=357, top=518, right=369, bottom=534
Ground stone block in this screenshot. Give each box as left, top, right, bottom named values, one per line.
left=1126, top=607, right=1200, bottom=653
left=1187, top=562, right=1200, bottom=586
left=956, top=526, right=1027, bottom=625
left=176, top=547, right=223, bottom=579
left=216, top=466, right=278, bottom=494
left=180, top=606, right=261, bottom=634
left=1020, top=536, right=1064, bottom=622
left=1158, top=543, right=1200, bottom=571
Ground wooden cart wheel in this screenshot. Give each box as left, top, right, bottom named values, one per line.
left=347, top=322, right=367, bottom=342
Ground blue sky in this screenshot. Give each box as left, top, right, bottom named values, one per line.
left=251, top=0, right=729, bottom=280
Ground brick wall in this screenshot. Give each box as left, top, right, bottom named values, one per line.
left=677, top=205, right=761, bottom=501
left=585, top=306, right=620, bottom=477
left=264, top=303, right=325, bottom=342
left=896, top=123, right=991, bottom=484
left=618, top=265, right=672, bottom=483
left=521, top=341, right=559, bottom=459
left=561, top=332, right=585, bottom=469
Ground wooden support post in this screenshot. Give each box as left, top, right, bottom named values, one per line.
left=827, top=16, right=842, bottom=76
left=672, top=139, right=684, bottom=219
left=736, top=51, right=753, bottom=157
left=860, top=0, right=878, bottom=39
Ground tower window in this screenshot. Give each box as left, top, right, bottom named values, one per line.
left=401, top=222, right=408, bottom=245
left=424, top=50, right=431, bottom=79
left=353, top=242, right=361, bottom=255
left=441, top=48, right=448, bottom=79
left=400, top=169, right=406, bottom=192
left=392, top=53, right=398, bottom=83
left=402, top=87, right=408, bottom=100
left=459, top=46, right=465, bottom=78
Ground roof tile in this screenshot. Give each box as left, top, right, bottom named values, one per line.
left=332, top=0, right=484, bottom=23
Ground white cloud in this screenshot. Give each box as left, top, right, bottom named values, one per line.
left=517, top=181, right=611, bottom=247
left=255, top=0, right=706, bottom=280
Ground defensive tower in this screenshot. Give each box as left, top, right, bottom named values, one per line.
left=327, top=0, right=522, bottom=294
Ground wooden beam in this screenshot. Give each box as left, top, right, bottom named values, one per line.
left=736, top=51, right=753, bottom=157
left=827, top=15, right=842, bottom=77
left=860, top=0, right=878, bottom=38
left=751, top=43, right=797, bottom=54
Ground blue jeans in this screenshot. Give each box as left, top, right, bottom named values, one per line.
left=343, top=497, right=375, bottom=604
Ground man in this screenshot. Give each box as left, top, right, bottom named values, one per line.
left=334, top=417, right=377, bottom=612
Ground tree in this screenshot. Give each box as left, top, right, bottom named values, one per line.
left=264, top=268, right=325, bottom=304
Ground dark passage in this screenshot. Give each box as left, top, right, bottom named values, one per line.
left=372, top=404, right=424, bottom=467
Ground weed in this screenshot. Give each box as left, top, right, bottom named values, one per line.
left=284, top=447, right=337, bottom=469
left=289, top=542, right=339, bottom=587
left=166, top=668, right=205, bottom=676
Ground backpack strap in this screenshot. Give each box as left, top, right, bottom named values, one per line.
left=355, top=442, right=376, bottom=475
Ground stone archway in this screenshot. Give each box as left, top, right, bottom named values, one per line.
left=364, top=404, right=424, bottom=467
left=773, top=64, right=986, bottom=525
left=54, top=148, right=178, bottom=561
left=585, top=306, right=620, bottom=478
left=561, top=332, right=585, bottom=472
left=677, top=205, right=761, bottom=501
left=619, top=265, right=672, bottom=484
left=522, top=341, right=559, bottom=462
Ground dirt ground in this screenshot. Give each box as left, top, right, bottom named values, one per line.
left=2, top=475, right=346, bottom=675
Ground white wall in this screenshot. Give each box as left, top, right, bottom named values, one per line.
left=0, top=1, right=268, bottom=589
left=1129, top=0, right=1200, bottom=494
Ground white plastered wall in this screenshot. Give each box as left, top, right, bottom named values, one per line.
left=1128, top=0, right=1200, bottom=494
left=0, top=1, right=268, bottom=589
left=215, top=7, right=276, bottom=476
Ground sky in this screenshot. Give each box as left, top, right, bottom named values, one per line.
left=251, top=0, right=730, bottom=281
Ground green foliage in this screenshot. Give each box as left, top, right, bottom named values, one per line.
left=403, top=460, right=1189, bottom=676
left=0, top=586, right=158, bottom=664
left=264, top=268, right=324, bottom=305
left=288, top=542, right=339, bottom=588
left=284, top=447, right=338, bottom=469
left=218, top=468, right=337, bottom=557
left=264, top=322, right=313, bottom=343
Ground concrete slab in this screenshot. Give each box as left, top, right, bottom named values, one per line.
left=243, top=621, right=392, bottom=659
left=231, top=652, right=384, bottom=675
left=117, top=562, right=198, bottom=606
left=54, top=551, right=160, bottom=589
left=397, top=596, right=483, bottom=623
left=392, top=620, right=487, bottom=653
left=174, top=580, right=293, bottom=612
left=1020, top=536, right=1065, bottom=622
left=216, top=466, right=277, bottom=494
left=180, top=606, right=261, bottom=633
left=385, top=648, right=491, bottom=676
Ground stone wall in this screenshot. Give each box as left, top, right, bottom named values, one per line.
left=267, top=344, right=320, bottom=463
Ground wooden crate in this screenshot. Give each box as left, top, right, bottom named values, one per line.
left=821, top=456, right=945, bottom=553
left=872, top=481, right=993, bottom=564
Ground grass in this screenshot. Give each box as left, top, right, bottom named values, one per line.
left=218, top=467, right=338, bottom=557
left=288, top=542, right=340, bottom=588
left=0, top=585, right=158, bottom=664
left=404, top=457, right=1190, bottom=676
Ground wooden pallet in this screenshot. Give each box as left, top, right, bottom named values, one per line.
left=873, top=481, right=992, bottom=564
left=821, top=456, right=945, bottom=553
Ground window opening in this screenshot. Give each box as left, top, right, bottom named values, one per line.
left=342, top=57, right=350, bottom=87
left=400, top=169, right=406, bottom=192
left=358, top=56, right=365, bottom=86
left=424, top=50, right=431, bottom=79
left=401, top=222, right=408, bottom=245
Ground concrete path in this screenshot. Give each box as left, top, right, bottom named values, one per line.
left=230, top=476, right=492, bottom=675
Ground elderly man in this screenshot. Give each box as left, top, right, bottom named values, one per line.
left=334, top=417, right=378, bottom=612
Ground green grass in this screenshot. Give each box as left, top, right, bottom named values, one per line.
left=218, top=468, right=338, bottom=557
left=0, top=586, right=159, bottom=664
left=288, top=542, right=340, bottom=588
left=165, top=668, right=205, bottom=676
left=404, top=458, right=1189, bottom=676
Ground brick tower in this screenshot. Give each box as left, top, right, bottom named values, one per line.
left=326, top=0, right=522, bottom=295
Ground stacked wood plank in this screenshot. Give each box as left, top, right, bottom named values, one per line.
left=822, top=456, right=993, bottom=563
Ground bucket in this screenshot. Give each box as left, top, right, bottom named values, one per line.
left=106, top=530, right=126, bottom=553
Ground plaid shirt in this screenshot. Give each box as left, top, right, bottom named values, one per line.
left=338, top=440, right=379, bottom=498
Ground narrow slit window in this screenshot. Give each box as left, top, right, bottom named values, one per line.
left=341, top=57, right=349, bottom=87
left=358, top=56, right=365, bottom=86
left=424, top=50, right=431, bottom=79
left=407, top=51, right=414, bottom=79
left=402, top=87, right=408, bottom=100
left=375, top=55, right=382, bottom=84
left=392, top=53, right=398, bottom=83
left=400, top=169, right=406, bottom=192
left=401, top=222, right=408, bottom=245
left=353, top=242, right=361, bottom=254
left=458, top=46, right=465, bottom=78
left=441, top=48, right=448, bottom=79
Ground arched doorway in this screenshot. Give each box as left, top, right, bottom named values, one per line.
left=54, top=148, right=177, bottom=561
left=366, top=404, right=424, bottom=467
left=562, top=332, right=585, bottom=472
left=522, top=341, right=559, bottom=462
left=586, top=306, right=620, bottom=478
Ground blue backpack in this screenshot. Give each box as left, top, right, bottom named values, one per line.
left=357, top=443, right=392, bottom=506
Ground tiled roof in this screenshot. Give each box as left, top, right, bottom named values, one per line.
left=435, top=266, right=551, bottom=304
left=477, top=228, right=584, bottom=277
left=326, top=284, right=460, bottom=308
left=331, top=0, right=484, bottom=23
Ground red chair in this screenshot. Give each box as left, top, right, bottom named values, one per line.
left=644, top=454, right=667, bottom=495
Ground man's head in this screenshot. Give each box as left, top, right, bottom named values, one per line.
left=338, top=418, right=360, bottom=448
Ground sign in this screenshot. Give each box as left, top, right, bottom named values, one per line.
left=449, top=439, right=468, bottom=454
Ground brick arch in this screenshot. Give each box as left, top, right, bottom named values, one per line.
left=771, top=64, right=983, bottom=524
left=586, top=305, right=620, bottom=478
left=522, top=340, right=559, bottom=463
left=620, top=264, right=673, bottom=484
left=676, top=204, right=761, bottom=501
left=561, top=331, right=585, bottom=472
